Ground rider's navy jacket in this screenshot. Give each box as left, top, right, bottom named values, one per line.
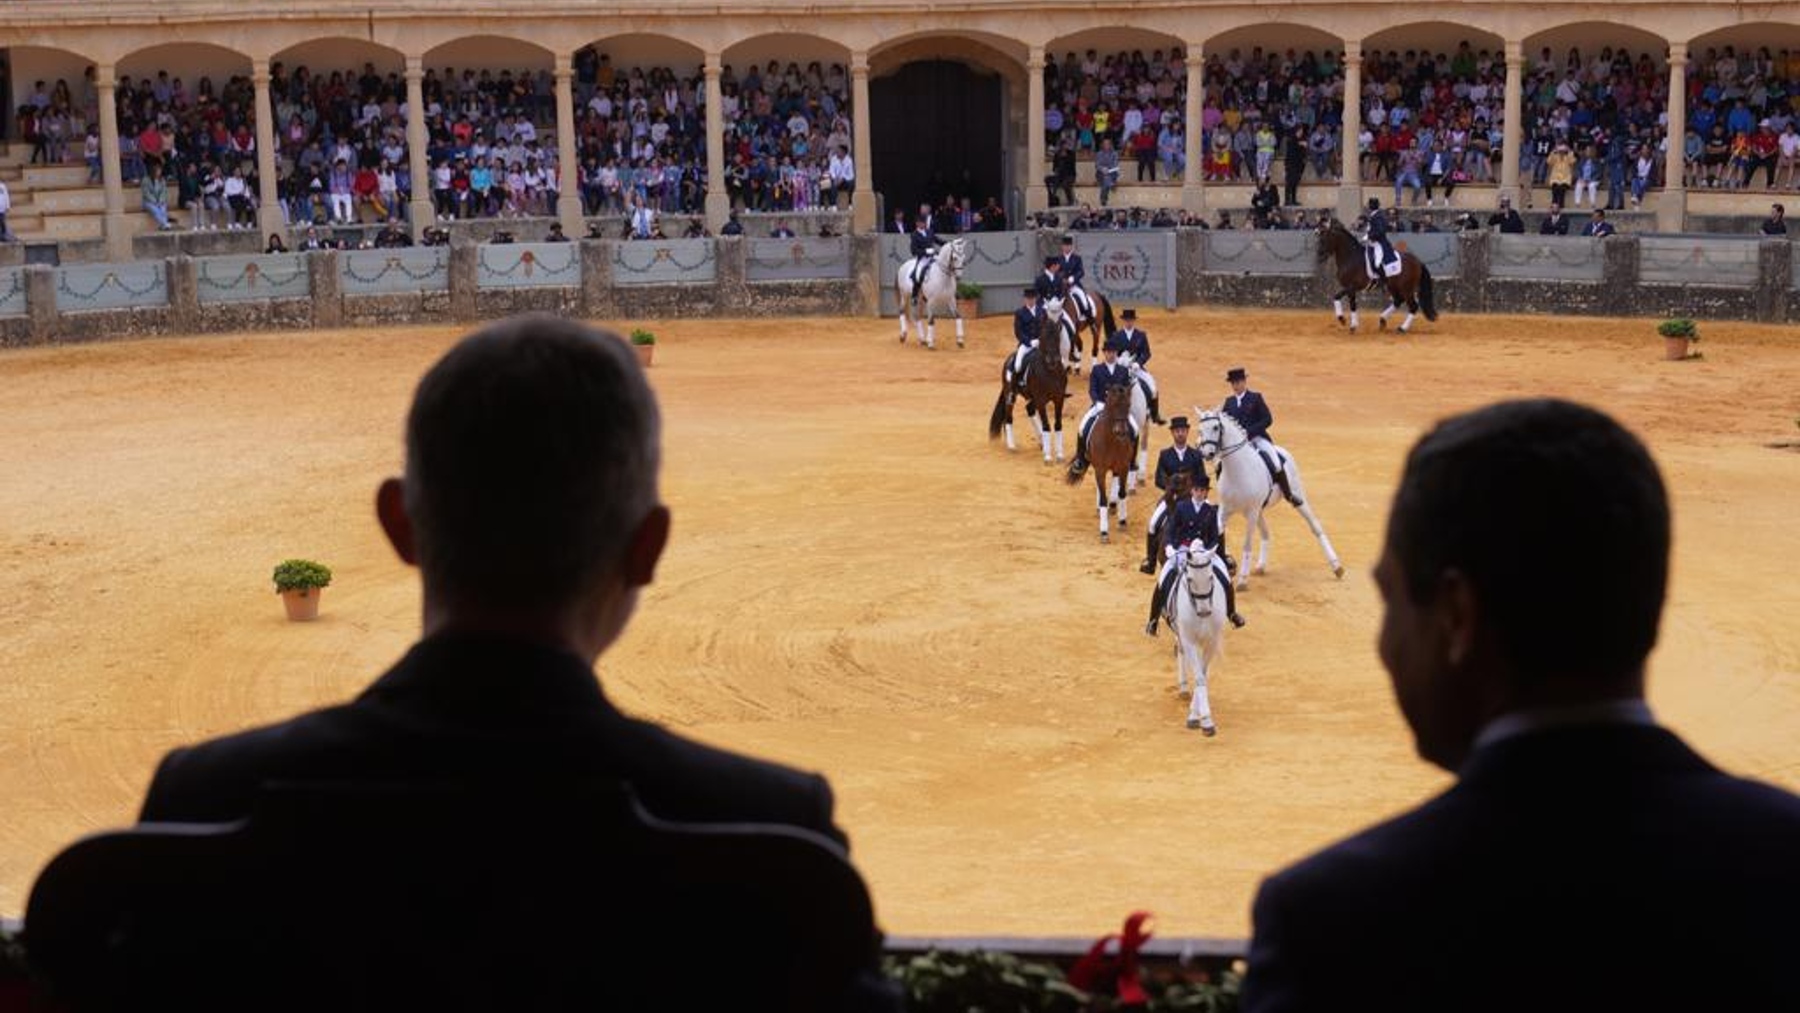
left=1089, top=361, right=1133, bottom=404
left=1115, top=326, right=1151, bottom=365
left=1013, top=304, right=1042, bottom=347
left=1155, top=444, right=1205, bottom=491
left=910, top=228, right=942, bottom=258
left=1221, top=391, right=1274, bottom=441
left=1059, top=251, right=1085, bottom=289
left=1034, top=269, right=1062, bottom=302
left=1170, top=497, right=1222, bottom=549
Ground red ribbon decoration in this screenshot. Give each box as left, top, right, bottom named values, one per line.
left=1067, top=910, right=1154, bottom=1006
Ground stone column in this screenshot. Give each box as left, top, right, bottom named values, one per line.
left=1026, top=46, right=1047, bottom=214
left=406, top=58, right=434, bottom=241
left=704, top=53, right=729, bottom=232
left=1502, top=42, right=1524, bottom=205
left=554, top=54, right=583, bottom=239
left=1659, top=44, right=1688, bottom=232
left=1337, top=42, right=1363, bottom=221
left=850, top=53, right=875, bottom=233
left=253, top=60, right=283, bottom=242
left=1182, top=48, right=1205, bottom=214
left=98, top=64, right=131, bottom=261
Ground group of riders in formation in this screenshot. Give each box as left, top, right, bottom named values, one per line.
left=919, top=226, right=1316, bottom=645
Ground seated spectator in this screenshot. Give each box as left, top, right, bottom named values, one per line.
left=140, top=162, right=173, bottom=230
left=265, top=233, right=288, bottom=253
left=1241, top=398, right=1800, bottom=1012
left=134, top=315, right=890, bottom=1009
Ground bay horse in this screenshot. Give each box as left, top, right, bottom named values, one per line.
left=1192, top=409, right=1344, bottom=590
left=1062, top=285, right=1115, bottom=375
left=1141, top=472, right=1192, bottom=574
left=1066, top=384, right=1136, bottom=542
left=897, top=237, right=971, bottom=351
left=987, top=303, right=1070, bottom=463
left=1316, top=220, right=1437, bottom=334
left=1167, top=543, right=1227, bottom=734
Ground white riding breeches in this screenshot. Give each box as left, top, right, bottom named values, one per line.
left=1011, top=342, right=1036, bottom=377
left=1148, top=496, right=1170, bottom=536
left=1134, top=367, right=1158, bottom=399
left=1080, top=402, right=1140, bottom=445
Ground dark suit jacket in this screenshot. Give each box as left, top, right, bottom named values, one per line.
left=1221, top=391, right=1273, bottom=441
left=1242, top=724, right=1800, bottom=1012
left=140, top=633, right=845, bottom=848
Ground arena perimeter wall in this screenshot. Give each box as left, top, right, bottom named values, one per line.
left=0, top=230, right=1793, bottom=348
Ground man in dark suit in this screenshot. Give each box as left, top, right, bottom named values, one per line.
left=1537, top=202, right=1570, bottom=235
left=1113, top=307, right=1163, bottom=425
left=1140, top=416, right=1210, bottom=579
left=1221, top=366, right=1297, bottom=504
left=141, top=317, right=853, bottom=846
left=1241, top=399, right=1800, bottom=1013
left=1144, top=470, right=1243, bottom=639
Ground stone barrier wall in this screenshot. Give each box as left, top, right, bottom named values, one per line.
left=2, top=232, right=1796, bottom=349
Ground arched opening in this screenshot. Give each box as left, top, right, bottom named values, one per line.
left=3, top=45, right=97, bottom=147
left=713, top=35, right=854, bottom=218
left=260, top=39, right=411, bottom=230
left=870, top=33, right=1022, bottom=221
left=564, top=34, right=707, bottom=216
left=1190, top=24, right=1343, bottom=192
left=1040, top=28, right=1189, bottom=193
left=1514, top=24, right=1669, bottom=193
left=1682, top=24, right=1800, bottom=190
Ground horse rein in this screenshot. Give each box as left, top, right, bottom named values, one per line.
left=1199, top=415, right=1250, bottom=460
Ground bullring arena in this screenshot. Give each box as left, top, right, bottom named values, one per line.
left=3, top=0, right=1800, bottom=952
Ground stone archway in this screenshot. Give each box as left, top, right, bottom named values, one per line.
left=869, top=33, right=1023, bottom=223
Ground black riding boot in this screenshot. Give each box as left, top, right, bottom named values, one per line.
left=1275, top=469, right=1302, bottom=506
left=1149, top=394, right=1166, bottom=425
left=1070, top=419, right=1093, bottom=475
left=1221, top=567, right=1247, bottom=628
left=1145, top=570, right=1176, bottom=636
left=1140, top=530, right=1159, bottom=574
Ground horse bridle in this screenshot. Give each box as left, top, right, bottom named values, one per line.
left=1198, top=413, right=1249, bottom=460
left=1182, top=549, right=1217, bottom=618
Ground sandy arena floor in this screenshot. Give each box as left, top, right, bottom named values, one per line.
left=3, top=308, right=1798, bottom=936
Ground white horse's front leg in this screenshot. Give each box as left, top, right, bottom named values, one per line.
left=1237, top=517, right=1255, bottom=591
left=1398, top=311, right=1416, bottom=334
left=1349, top=308, right=1360, bottom=332
left=924, top=318, right=937, bottom=350
left=1117, top=479, right=1129, bottom=528
left=1174, top=635, right=1189, bottom=696
left=1183, top=639, right=1213, bottom=732
left=1378, top=302, right=1396, bottom=329
left=954, top=316, right=965, bottom=348
left=1054, top=428, right=1066, bottom=462
left=898, top=306, right=909, bottom=343
left=1039, top=427, right=1052, bottom=463
left=1332, top=297, right=1344, bottom=324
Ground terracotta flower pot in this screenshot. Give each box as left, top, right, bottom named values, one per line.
left=281, top=588, right=322, bottom=622
left=956, top=297, right=980, bottom=320
left=1663, top=336, right=1691, bottom=361
left=634, top=343, right=654, bottom=367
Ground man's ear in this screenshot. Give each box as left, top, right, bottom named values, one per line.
left=375, top=477, right=419, bottom=566
left=621, top=505, right=671, bottom=589
left=1437, top=568, right=1480, bottom=669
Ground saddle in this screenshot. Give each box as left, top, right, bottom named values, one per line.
left=1363, top=244, right=1403, bottom=281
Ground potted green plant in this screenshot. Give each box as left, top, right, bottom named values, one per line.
left=629, top=328, right=656, bottom=367
left=272, top=558, right=332, bottom=622
left=1658, top=318, right=1698, bottom=361
left=955, top=280, right=984, bottom=320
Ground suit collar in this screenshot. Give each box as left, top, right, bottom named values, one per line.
left=1457, top=723, right=1715, bottom=788
left=363, top=632, right=610, bottom=713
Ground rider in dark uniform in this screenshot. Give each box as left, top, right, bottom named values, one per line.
left=1146, top=470, right=1246, bottom=635
left=1113, top=307, right=1164, bottom=425
left=1007, top=287, right=1044, bottom=388
left=909, top=219, right=945, bottom=296
left=1068, top=333, right=1136, bottom=475
left=1057, top=234, right=1086, bottom=297
left=1221, top=366, right=1300, bottom=505
left=1143, top=415, right=1207, bottom=573
left=1362, top=196, right=1395, bottom=277
left=1033, top=256, right=1064, bottom=303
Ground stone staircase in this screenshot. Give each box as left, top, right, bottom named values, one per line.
left=1, top=142, right=183, bottom=242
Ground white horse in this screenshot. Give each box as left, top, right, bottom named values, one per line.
left=1123, top=360, right=1151, bottom=491
left=1167, top=543, right=1227, bottom=734
left=1193, top=409, right=1345, bottom=590
left=897, top=237, right=971, bottom=351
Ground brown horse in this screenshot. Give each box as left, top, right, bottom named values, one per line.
left=1141, top=471, right=1192, bottom=574
left=987, top=330, right=1069, bottom=464
left=1316, top=220, right=1437, bottom=334
left=1065, top=384, right=1137, bottom=542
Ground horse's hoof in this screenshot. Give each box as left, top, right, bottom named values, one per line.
left=1378, top=319, right=1388, bottom=330
left=1186, top=718, right=1201, bottom=730
left=956, top=339, right=965, bottom=348
left=1201, top=721, right=1217, bottom=737
left=1333, top=564, right=1346, bottom=579
left=1253, top=565, right=1267, bottom=576
left=1349, top=326, right=1359, bottom=334
left=1335, top=315, right=1345, bottom=326
left=1100, top=533, right=1110, bottom=544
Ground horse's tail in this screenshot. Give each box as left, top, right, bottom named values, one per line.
left=1065, top=455, right=1089, bottom=485
left=988, top=386, right=1010, bottom=440
left=1099, top=293, right=1116, bottom=337
left=1418, top=262, right=1438, bottom=321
